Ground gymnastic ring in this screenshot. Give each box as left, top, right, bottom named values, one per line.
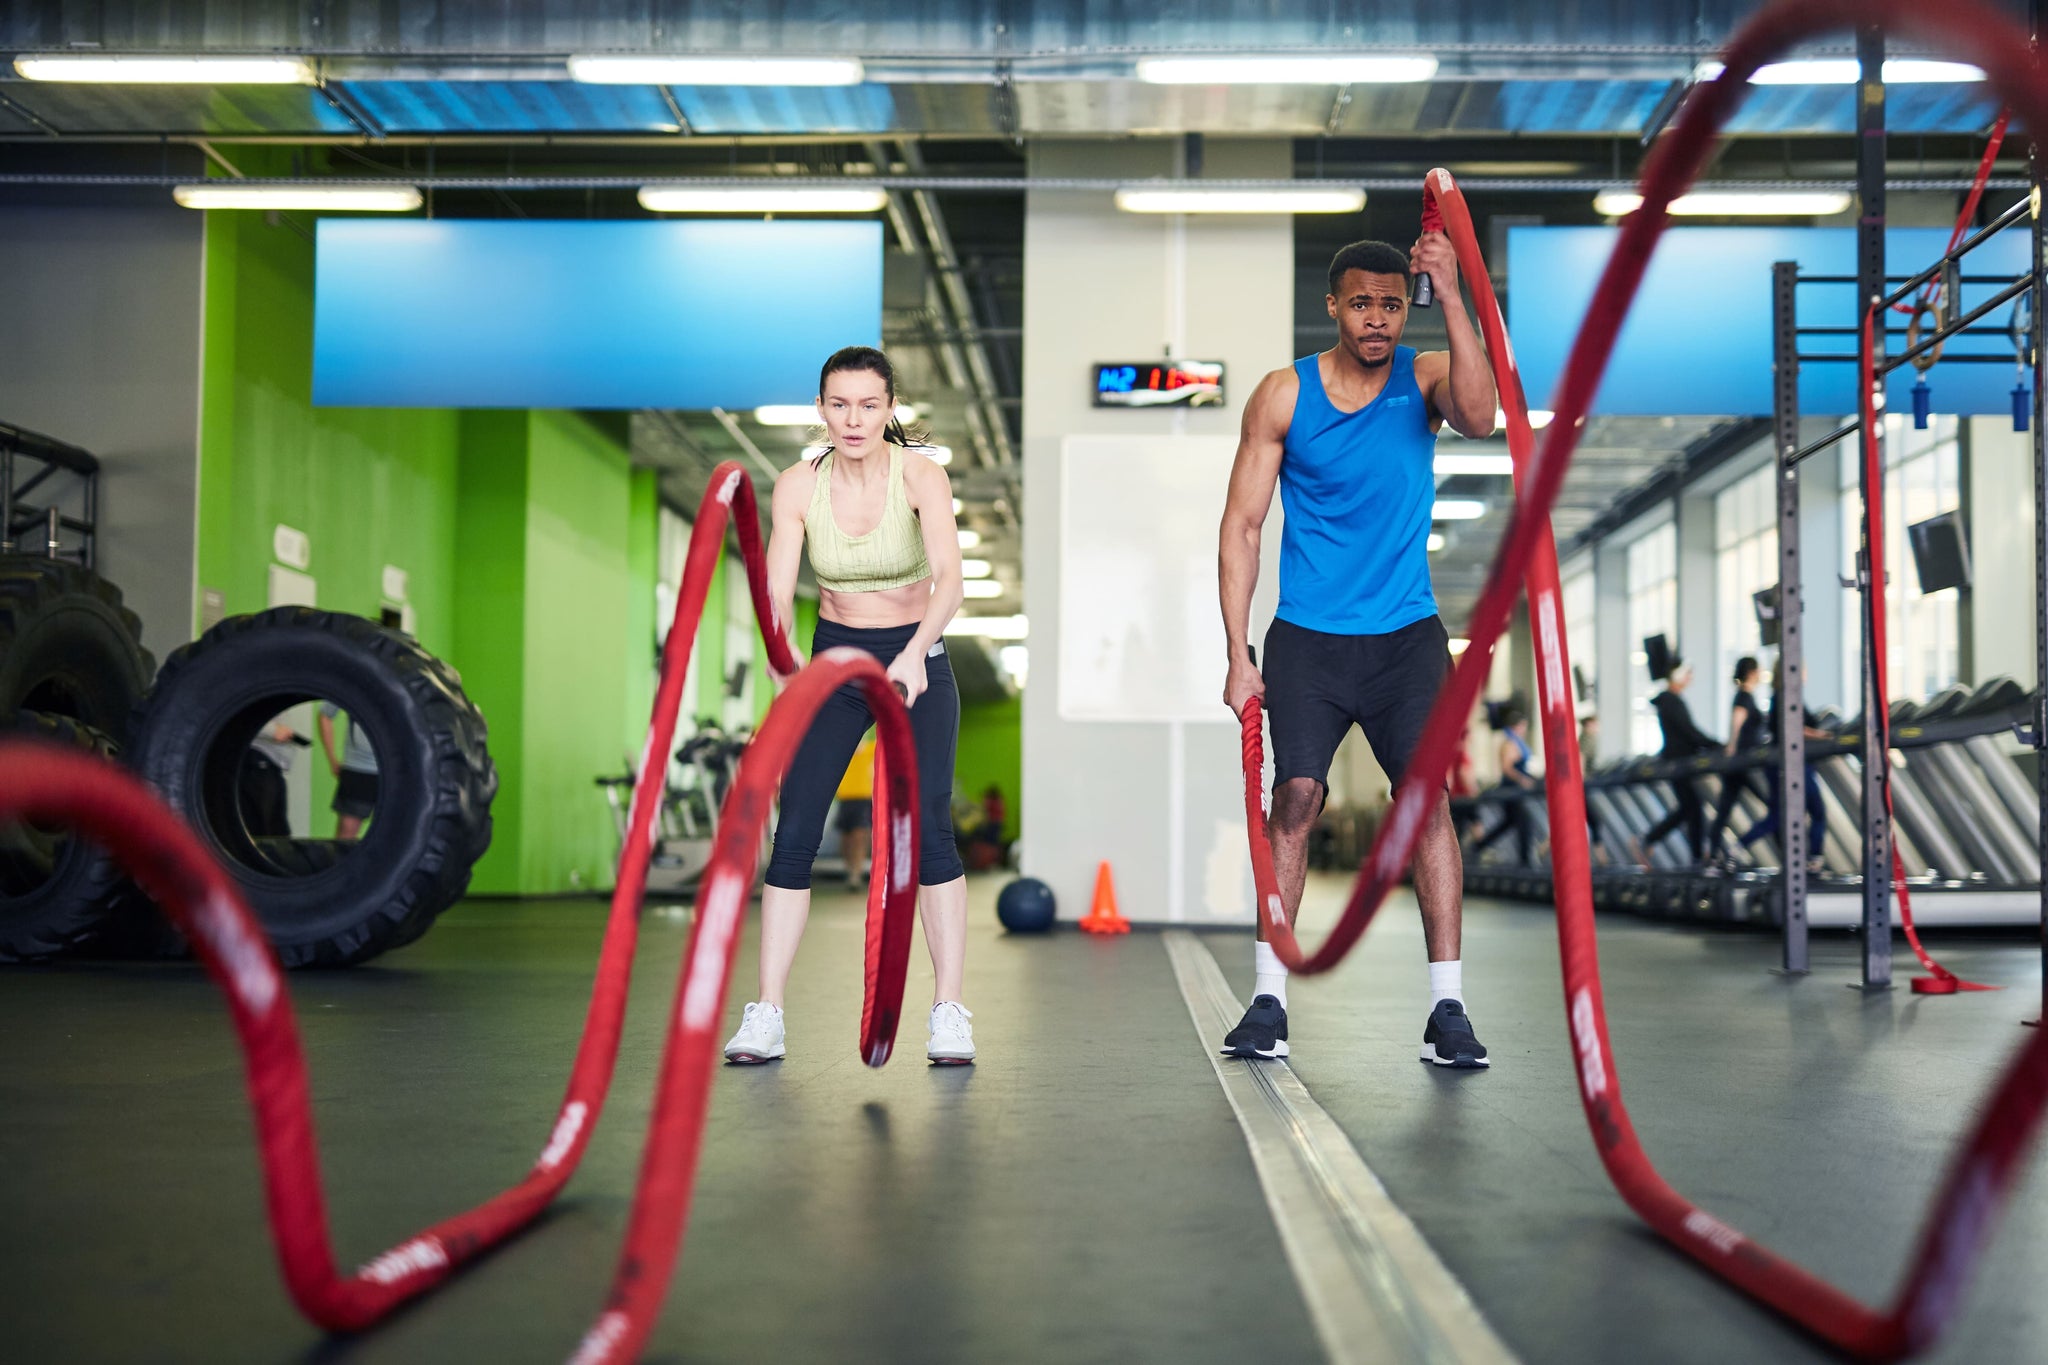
left=1906, top=293, right=1947, bottom=374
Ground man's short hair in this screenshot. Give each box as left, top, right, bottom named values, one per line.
left=1328, top=240, right=1411, bottom=296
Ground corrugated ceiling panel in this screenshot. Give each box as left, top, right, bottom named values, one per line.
left=852, top=85, right=1002, bottom=135
left=669, top=85, right=900, bottom=135
left=341, top=81, right=675, bottom=134
left=1489, top=80, right=1673, bottom=134
left=0, top=0, right=1755, bottom=56
left=1723, top=83, right=2000, bottom=134
left=0, top=81, right=355, bottom=134
left=1016, top=82, right=1335, bottom=135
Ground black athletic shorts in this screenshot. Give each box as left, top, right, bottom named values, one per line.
left=332, top=768, right=379, bottom=819
left=1262, top=613, right=1451, bottom=792
left=834, top=797, right=873, bottom=833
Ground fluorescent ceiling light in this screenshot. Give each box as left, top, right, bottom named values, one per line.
left=173, top=184, right=422, bottom=212
left=14, top=55, right=311, bottom=83
left=945, top=615, right=1029, bottom=640
left=1435, top=452, right=1516, bottom=477
left=960, top=558, right=993, bottom=579
left=961, top=580, right=1005, bottom=599
left=957, top=529, right=981, bottom=549
left=1136, top=55, right=1437, bottom=84
left=1593, top=189, right=1851, bottom=217
left=1694, top=58, right=1983, bottom=84
left=1115, top=187, right=1364, bottom=215
left=1501, top=408, right=1554, bottom=429
left=639, top=186, right=887, bottom=213
left=915, top=445, right=952, bottom=465
left=952, top=498, right=964, bottom=514
left=800, top=444, right=829, bottom=461
left=1427, top=533, right=1446, bottom=552
left=1448, top=637, right=1472, bottom=655
left=1433, top=499, right=1487, bottom=521
left=998, top=645, right=1029, bottom=686
left=570, top=56, right=863, bottom=86
left=1879, top=60, right=1987, bottom=83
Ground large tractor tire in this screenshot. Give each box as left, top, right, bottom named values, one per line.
left=0, top=711, right=126, bottom=961
left=0, top=554, right=154, bottom=744
left=123, top=609, right=496, bottom=968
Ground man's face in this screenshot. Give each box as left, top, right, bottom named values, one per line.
left=1325, top=269, right=1409, bottom=369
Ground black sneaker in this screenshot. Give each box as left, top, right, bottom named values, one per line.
left=1220, top=994, right=1290, bottom=1059
left=1420, top=1000, right=1490, bottom=1069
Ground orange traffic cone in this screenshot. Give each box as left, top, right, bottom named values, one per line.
left=1079, top=861, right=1132, bottom=935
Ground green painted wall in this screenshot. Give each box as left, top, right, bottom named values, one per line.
left=955, top=694, right=1023, bottom=841
left=627, top=467, right=658, bottom=755
left=195, top=197, right=659, bottom=893
left=517, top=409, right=643, bottom=891
left=452, top=412, right=532, bottom=889
left=196, top=202, right=462, bottom=835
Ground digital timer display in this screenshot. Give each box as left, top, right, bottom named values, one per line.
left=1092, top=360, right=1225, bottom=408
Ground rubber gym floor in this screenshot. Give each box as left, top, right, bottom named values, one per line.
left=4, top=874, right=2045, bottom=1364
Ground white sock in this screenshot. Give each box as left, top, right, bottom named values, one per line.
left=1429, top=959, right=1464, bottom=1009
left=1254, top=940, right=1289, bottom=1008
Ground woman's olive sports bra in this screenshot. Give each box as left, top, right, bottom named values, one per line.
left=804, top=445, right=933, bottom=593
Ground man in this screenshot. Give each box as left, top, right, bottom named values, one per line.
left=318, top=700, right=379, bottom=840
left=1217, top=232, right=1497, bottom=1067
left=836, top=736, right=875, bottom=890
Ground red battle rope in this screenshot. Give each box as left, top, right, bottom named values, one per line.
left=0, top=460, right=920, bottom=1363
left=1895, top=108, right=2010, bottom=318
left=1860, top=308, right=1998, bottom=994
left=1239, top=2, right=2048, bottom=1356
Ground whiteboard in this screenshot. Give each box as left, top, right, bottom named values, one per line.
left=1059, top=435, right=1277, bottom=724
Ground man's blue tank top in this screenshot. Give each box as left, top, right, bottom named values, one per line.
left=1505, top=729, right=1533, bottom=779
left=1277, top=348, right=1439, bottom=635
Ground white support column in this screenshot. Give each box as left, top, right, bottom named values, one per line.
left=1022, top=138, right=1293, bottom=923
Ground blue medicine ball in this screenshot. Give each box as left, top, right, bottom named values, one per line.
left=996, top=877, right=1057, bottom=933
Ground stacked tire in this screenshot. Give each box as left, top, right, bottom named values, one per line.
left=1, top=558, right=497, bottom=968
left=0, top=556, right=153, bottom=961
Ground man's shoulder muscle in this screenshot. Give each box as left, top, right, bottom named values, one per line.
left=1249, top=364, right=1303, bottom=437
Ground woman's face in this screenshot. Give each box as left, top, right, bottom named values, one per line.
left=818, top=368, right=893, bottom=458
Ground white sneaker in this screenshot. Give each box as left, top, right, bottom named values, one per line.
left=723, top=1001, right=785, bottom=1064
left=928, top=1001, right=976, bottom=1065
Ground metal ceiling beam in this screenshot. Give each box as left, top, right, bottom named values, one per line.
left=1557, top=417, right=1773, bottom=559
left=707, top=407, right=785, bottom=483
left=896, top=140, right=1016, bottom=470
left=0, top=172, right=2021, bottom=193
left=862, top=138, right=1001, bottom=477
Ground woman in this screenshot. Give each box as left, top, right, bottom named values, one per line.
left=1738, top=659, right=1831, bottom=873
left=1467, top=708, right=1541, bottom=864
left=723, top=346, right=973, bottom=1066
left=1707, top=656, right=1770, bottom=862
left=1633, top=657, right=1717, bottom=865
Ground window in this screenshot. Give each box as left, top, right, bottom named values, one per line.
left=1560, top=560, right=1596, bottom=708
left=1841, top=415, right=1961, bottom=704
left=1626, top=522, right=1677, bottom=755
left=1714, top=463, right=1778, bottom=726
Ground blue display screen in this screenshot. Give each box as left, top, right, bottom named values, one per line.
left=1507, top=226, right=2031, bottom=417
left=1092, top=360, right=1225, bottom=408
left=313, top=219, right=882, bottom=409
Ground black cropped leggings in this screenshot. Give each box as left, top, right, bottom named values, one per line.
left=1471, top=784, right=1538, bottom=863
left=765, top=618, right=964, bottom=891
left=1643, top=777, right=1707, bottom=862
